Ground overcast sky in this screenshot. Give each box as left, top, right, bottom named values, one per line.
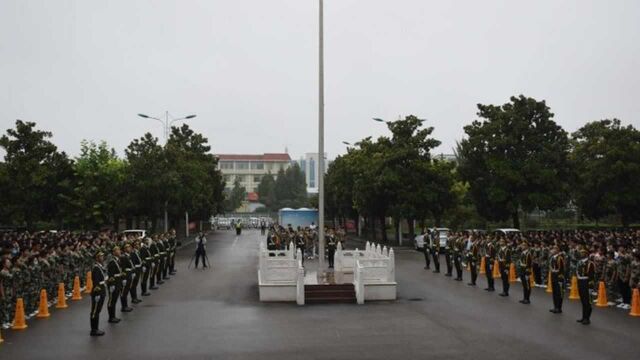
left=1, top=0, right=639, bottom=160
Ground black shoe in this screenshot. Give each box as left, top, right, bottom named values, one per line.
left=121, top=307, right=133, bottom=312
left=445, top=273, right=452, bottom=277
left=433, top=270, right=440, bottom=273
left=150, top=286, right=159, bottom=290
left=576, top=318, right=584, bottom=323
left=424, top=266, right=430, bottom=270
left=90, top=329, right=105, bottom=336
left=164, top=277, right=170, bottom=280
left=499, top=293, right=509, bottom=297
left=170, top=271, right=177, bottom=275
left=142, top=292, right=151, bottom=296
left=519, top=300, right=530, bottom=304
left=157, top=280, right=165, bottom=285
left=132, top=299, right=142, bottom=304
left=108, top=318, right=121, bottom=323
left=549, top=309, right=562, bottom=314
left=467, top=282, right=476, bottom=286
left=581, top=319, right=590, bottom=325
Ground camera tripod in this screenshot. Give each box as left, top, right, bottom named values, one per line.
left=188, top=251, right=211, bottom=269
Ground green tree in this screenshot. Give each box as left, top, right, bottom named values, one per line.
left=166, top=124, right=225, bottom=224
left=256, top=172, right=277, bottom=210
left=65, top=140, right=127, bottom=230
left=226, top=178, right=246, bottom=212
left=457, top=95, right=571, bottom=228
left=571, top=119, right=640, bottom=226
left=125, top=133, right=171, bottom=230
left=0, top=120, right=73, bottom=228
left=273, top=163, right=307, bottom=209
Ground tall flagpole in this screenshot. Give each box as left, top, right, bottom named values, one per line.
left=318, top=0, right=325, bottom=271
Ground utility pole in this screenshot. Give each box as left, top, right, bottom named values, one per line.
left=317, top=0, right=325, bottom=271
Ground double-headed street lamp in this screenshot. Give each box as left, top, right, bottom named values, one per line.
left=137, top=111, right=197, bottom=234
left=138, top=112, right=196, bottom=144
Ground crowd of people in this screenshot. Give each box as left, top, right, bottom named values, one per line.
left=0, top=229, right=178, bottom=336
left=265, top=223, right=346, bottom=267
left=421, top=229, right=640, bottom=325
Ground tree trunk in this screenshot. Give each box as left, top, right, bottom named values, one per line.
left=370, top=216, right=376, bottom=241
left=512, top=210, right=520, bottom=229
left=394, top=218, right=401, bottom=245
left=380, top=215, right=388, bottom=243
left=408, top=218, right=416, bottom=242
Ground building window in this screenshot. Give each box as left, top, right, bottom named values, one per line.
left=254, top=175, right=262, bottom=183
left=251, top=162, right=264, bottom=170
left=236, top=161, right=249, bottom=170
left=220, top=161, right=234, bottom=170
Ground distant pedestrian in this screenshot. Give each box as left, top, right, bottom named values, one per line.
left=576, top=248, right=595, bottom=325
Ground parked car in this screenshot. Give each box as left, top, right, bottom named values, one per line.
left=123, top=229, right=147, bottom=239
left=217, top=218, right=231, bottom=230
left=494, top=228, right=520, bottom=236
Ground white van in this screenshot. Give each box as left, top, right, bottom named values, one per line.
left=414, top=228, right=450, bottom=250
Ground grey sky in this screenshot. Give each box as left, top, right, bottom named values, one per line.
left=1, top=0, right=639, bottom=160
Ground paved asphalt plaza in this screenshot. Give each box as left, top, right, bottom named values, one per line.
left=1, top=230, right=638, bottom=360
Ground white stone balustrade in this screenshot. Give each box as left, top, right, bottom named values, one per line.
left=258, top=240, right=304, bottom=302
left=353, top=245, right=396, bottom=304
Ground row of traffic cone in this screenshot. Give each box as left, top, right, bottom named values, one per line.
left=9, top=273, right=91, bottom=333
left=466, top=261, right=640, bottom=317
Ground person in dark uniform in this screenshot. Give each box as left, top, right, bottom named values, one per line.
left=162, top=236, right=171, bottom=280
left=444, top=236, right=454, bottom=277
left=327, top=233, right=336, bottom=268
left=149, top=237, right=160, bottom=288
left=518, top=241, right=533, bottom=304
left=260, top=221, right=266, bottom=236
left=90, top=251, right=107, bottom=336
left=453, top=236, right=464, bottom=281
left=194, top=232, right=207, bottom=269
left=296, top=232, right=306, bottom=265
left=139, top=238, right=152, bottom=296
left=549, top=244, right=565, bottom=314
left=485, top=240, right=496, bottom=292
left=168, top=230, right=177, bottom=275
left=431, top=231, right=441, bottom=273
left=106, top=246, right=123, bottom=323
left=422, top=231, right=431, bottom=270
left=119, top=243, right=134, bottom=313
left=467, top=237, right=479, bottom=286
left=576, top=248, right=595, bottom=325
left=498, top=239, right=511, bottom=297
left=129, top=240, right=143, bottom=304
left=155, top=238, right=166, bottom=285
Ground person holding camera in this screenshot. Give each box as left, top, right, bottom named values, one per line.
left=195, top=232, right=208, bottom=269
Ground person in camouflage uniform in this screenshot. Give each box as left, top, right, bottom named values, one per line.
left=1, top=258, right=15, bottom=326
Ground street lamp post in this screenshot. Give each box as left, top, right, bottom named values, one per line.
left=137, top=111, right=196, bottom=235
left=318, top=0, right=326, bottom=271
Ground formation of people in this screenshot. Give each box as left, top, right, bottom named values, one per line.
left=265, top=223, right=345, bottom=267
left=0, top=229, right=178, bottom=336
left=421, top=229, right=640, bottom=325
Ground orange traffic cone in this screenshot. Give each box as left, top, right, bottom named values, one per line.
left=630, top=288, right=640, bottom=317
left=84, top=271, right=93, bottom=294
left=509, top=263, right=517, bottom=283
left=36, top=289, right=51, bottom=318
left=0, top=326, right=4, bottom=343
left=56, top=283, right=68, bottom=309
left=492, top=260, right=500, bottom=278
left=546, top=272, right=552, bottom=293
left=72, top=276, right=83, bottom=300
left=479, top=257, right=486, bottom=275
left=569, top=276, right=580, bottom=300
left=595, top=281, right=608, bottom=307
left=11, top=298, right=28, bottom=330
